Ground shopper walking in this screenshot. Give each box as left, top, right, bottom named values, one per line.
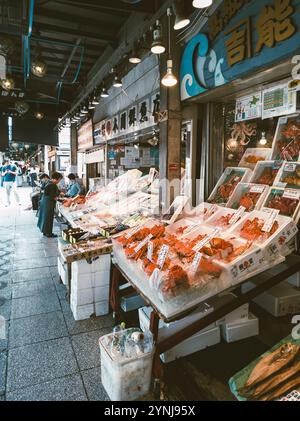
left=1, top=159, right=21, bottom=206
left=37, top=172, right=62, bottom=238
left=14, top=162, right=23, bottom=187
left=29, top=165, right=38, bottom=188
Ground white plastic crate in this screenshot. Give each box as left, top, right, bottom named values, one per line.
left=138, top=306, right=220, bottom=363
left=99, top=331, right=154, bottom=401
left=221, top=313, right=259, bottom=343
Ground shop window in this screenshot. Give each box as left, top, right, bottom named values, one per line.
left=224, top=103, right=278, bottom=169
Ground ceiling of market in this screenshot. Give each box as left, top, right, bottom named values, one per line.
left=0, top=0, right=166, bottom=122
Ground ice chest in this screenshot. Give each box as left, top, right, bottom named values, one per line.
left=57, top=256, right=68, bottom=286
left=221, top=313, right=259, bottom=343
left=99, top=332, right=154, bottom=401
left=242, top=280, right=300, bottom=317
left=138, top=306, right=220, bottom=363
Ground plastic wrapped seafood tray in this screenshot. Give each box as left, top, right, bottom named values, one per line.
left=112, top=221, right=275, bottom=321
left=239, top=148, right=272, bottom=170
left=271, top=115, right=300, bottom=162
left=181, top=202, right=222, bottom=222
left=250, top=161, right=283, bottom=186
left=273, top=161, right=300, bottom=189
left=226, top=183, right=269, bottom=212
left=261, top=187, right=300, bottom=223
left=207, top=167, right=252, bottom=206
left=206, top=207, right=249, bottom=234
left=229, top=210, right=298, bottom=261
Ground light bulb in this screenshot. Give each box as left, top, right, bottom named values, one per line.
left=193, top=0, right=213, bottom=8
left=88, top=102, right=95, bottom=110
left=259, top=132, right=267, bottom=146
left=1, top=77, right=14, bottom=90
left=92, top=95, right=100, bottom=105
left=129, top=56, right=141, bottom=64
left=113, top=76, right=122, bottom=88
left=162, top=60, right=178, bottom=87
left=173, top=1, right=190, bottom=30
left=101, top=87, right=109, bottom=98
left=151, top=20, right=165, bottom=55
left=35, top=111, right=44, bottom=120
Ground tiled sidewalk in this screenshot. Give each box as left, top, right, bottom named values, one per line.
left=0, top=187, right=113, bottom=401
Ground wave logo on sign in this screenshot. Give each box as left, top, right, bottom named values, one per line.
left=0, top=315, right=5, bottom=340
left=292, top=315, right=300, bottom=340
left=180, top=33, right=227, bottom=101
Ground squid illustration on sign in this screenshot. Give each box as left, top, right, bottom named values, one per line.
left=180, top=33, right=227, bottom=100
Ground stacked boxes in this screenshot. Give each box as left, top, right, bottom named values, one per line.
left=70, top=255, right=111, bottom=321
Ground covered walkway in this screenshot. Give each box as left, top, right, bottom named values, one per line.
left=0, top=187, right=112, bottom=401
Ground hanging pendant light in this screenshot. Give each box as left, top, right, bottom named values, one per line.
left=1, top=76, right=14, bottom=90
left=88, top=101, right=95, bottom=110
left=151, top=20, right=166, bottom=54
left=101, top=86, right=109, bottom=98
left=113, top=75, right=123, bottom=88
left=259, top=132, right=267, bottom=146
left=31, top=58, right=47, bottom=77
left=92, top=92, right=100, bottom=105
left=129, top=42, right=141, bottom=64
left=193, top=0, right=213, bottom=8
left=173, top=0, right=190, bottom=30
left=162, top=9, right=178, bottom=88
left=162, top=60, right=178, bottom=87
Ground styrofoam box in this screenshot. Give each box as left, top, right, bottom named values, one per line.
left=72, top=271, right=110, bottom=290
left=216, top=302, right=249, bottom=326
left=72, top=255, right=111, bottom=276
left=71, top=302, right=94, bottom=321
left=286, top=272, right=300, bottom=288
left=71, top=300, right=109, bottom=321
left=242, top=281, right=300, bottom=317
left=71, top=285, right=109, bottom=306
left=138, top=306, right=220, bottom=363
left=221, top=313, right=259, bottom=343
left=57, top=257, right=68, bottom=286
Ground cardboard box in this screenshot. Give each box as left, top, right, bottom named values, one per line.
left=138, top=306, right=220, bottom=363
left=242, top=281, right=300, bottom=317
left=216, top=302, right=249, bottom=326
left=221, top=313, right=259, bottom=343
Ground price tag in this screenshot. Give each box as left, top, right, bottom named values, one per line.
left=125, top=224, right=141, bottom=239
left=284, top=163, right=297, bottom=173
left=206, top=204, right=219, bottom=217
left=250, top=185, right=266, bottom=194
left=283, top=189, right=300, bottom=200
left=191, top=252, right=203, bottom=272
left=134, top=234, right=153, bottom=254
left=229, top=206, right=246, bottom=225
left=273, top=160, right=283, bottom=170
left=193, top=228, right=220, bottom=252
left=262, top=209, right=280, bottom=233
left=279, top=117, right=288, bottom=125
left=157, top=245, right=169, bottom=269
left=147, top=241, right=154, bottom=261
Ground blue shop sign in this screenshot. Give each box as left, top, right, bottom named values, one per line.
left=180, top=0, right=300, bottom=101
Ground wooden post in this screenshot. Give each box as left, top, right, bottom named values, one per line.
left=159, top=11, right=182, bottom=211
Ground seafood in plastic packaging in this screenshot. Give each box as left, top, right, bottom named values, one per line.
left=271, top=117, right=300, bottom=161
left=227, top=183, right=269, bottom=212
left=250, top=161, right=283, bottom=186
left=207, top=167, right=252, bottom=206
left=239, top=148, right=272, bottom=170
left=262, top=187, right=300, bottom=222
left=274, top=161, right=300, bottom=189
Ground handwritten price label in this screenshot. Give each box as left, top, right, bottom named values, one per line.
left=284, top=163, right=297, bottom=173
left=262, top=209, right=280, bottom=233
left=229, top=206, right=246, bottom=225
left=250, top=185, right=266, bottom=194
left=157, top=245, right=169, bottom=270
left=134, top=234, right=153, bottom=254
left=147, top=241, right=154, bottom=261
left=191, top=252, right=203, bottom=272
left=125, top=225, right=141, bottom=239
left=283, top=189, right=300, bottom=200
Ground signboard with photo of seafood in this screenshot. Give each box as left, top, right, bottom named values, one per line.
left=235, top=93, right=262, bottom=122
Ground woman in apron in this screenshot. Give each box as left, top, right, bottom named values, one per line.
left=37, top=172, right=62, bottom=238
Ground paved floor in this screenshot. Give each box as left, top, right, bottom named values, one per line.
left=0, top=186, right=113, bottom=401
